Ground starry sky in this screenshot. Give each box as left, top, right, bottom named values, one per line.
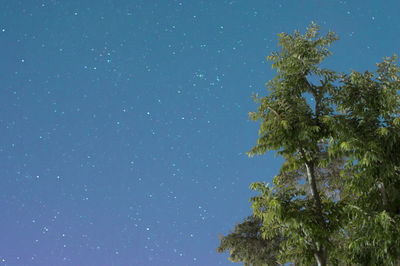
left=1, top=1, right=399, bottom=265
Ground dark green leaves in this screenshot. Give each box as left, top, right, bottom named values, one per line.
left=217, top=215, right=281, bottom=266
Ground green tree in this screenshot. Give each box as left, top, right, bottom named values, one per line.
left=217, top=154, right=347, bottom=265
left=217, top=215, right=281, bottom=266
left=330, top=55, right=400, bottom=264
left=248, top=23, right=340, bottom=266
left=218, top=23, right=400, bottom=265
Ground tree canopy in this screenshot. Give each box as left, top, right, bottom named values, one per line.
left=217, top=23, right=400, bottom=265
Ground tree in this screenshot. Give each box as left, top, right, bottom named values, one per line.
left=248, top=22, right=341, bottom=266
left=330, top=55, right=400, bottom=264
left=217, top=215, right=281, bottom=266
left=218, top=23, right=400, bottom=265
left=217, top=155, right=347, bottom=265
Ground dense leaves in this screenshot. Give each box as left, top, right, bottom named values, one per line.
left=218, top=23, right=400, bottom=265
left=331, top=54, right=400, bottom=265
left=217, top=216, right=281, bottom=266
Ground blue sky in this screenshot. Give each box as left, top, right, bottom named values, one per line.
left=1, top=1, right=399, bottom=265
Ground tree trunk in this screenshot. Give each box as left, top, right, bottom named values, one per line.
left=378, top=181, right=388, bottom=208
left=314, top=248, right=327, bottom=266
left=305, top=161, right=328, bottom=266
left=305, top=162, right=323, bottom=215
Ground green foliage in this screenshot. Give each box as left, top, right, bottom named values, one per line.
left=329, top=53, right=400, bottom=265
left=248, top=22, right=338, bottom=164
left=249, top=169, right=346, bottom=265
left=246, top=22, right=342, bottom=265
left=218, top=158, right=348, bottom=265
left=217, top=215, right=281, bottom=266
left=218, top=22, right=400, bottom=265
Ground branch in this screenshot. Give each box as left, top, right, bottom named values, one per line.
left=299, top=147, right=324, bottom=228
left=378, top=181, right=389, bottom=207
left=268, top=106, right=281, bottom=120
left=304, top=77, right=321, bottom=116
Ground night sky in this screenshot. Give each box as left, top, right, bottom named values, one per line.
left=1, top=1, right=399, bottom=265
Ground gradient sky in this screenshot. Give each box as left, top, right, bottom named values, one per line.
left=1, top=1, right=399, bottom=265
